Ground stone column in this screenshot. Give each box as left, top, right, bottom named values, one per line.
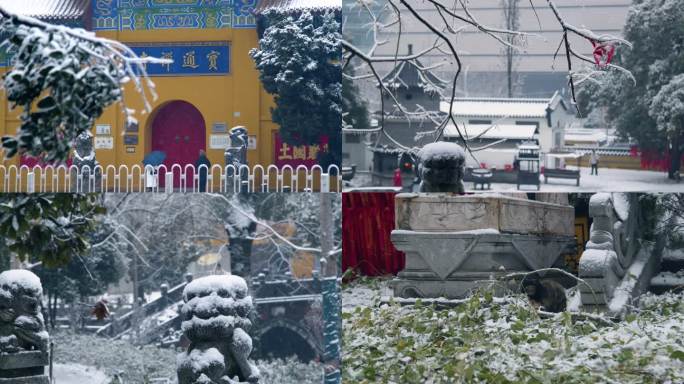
left=225, top=220, right=257, bottom=278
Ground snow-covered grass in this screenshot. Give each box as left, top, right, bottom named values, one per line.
left=258, top=357, right=324, bottom=384
left=342, top=278, right=684, bottom=383
left=52, top=330, right=324, bottom=383
left=53, top=363, right=108, bottom=384
left=52, top=330, right=177, bottom=383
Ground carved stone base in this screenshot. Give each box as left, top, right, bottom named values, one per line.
left=0, top=351, right=49, bottom=384
left=394, top=193, right=575, bottom=236
left=391, top=231, right=575, bottom=299
left=0, top=377, right=49, bottom=384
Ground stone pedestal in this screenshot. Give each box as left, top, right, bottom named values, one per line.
left=394, top=193, right=574, bottom=235
left=0, top=351, right=49, bottom=384
left=391, top=194, right=576, bottom=299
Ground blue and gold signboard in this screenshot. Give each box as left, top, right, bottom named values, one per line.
left=129, top=42, right=230, bottom=76
left=92, top=0, right=257, bottom=30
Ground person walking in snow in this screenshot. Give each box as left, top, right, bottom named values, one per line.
left=393, top=168, right=403, bottom=188
left=196, top=150, right=211, bottom=192
left=590, top=149, right=600, bottom=175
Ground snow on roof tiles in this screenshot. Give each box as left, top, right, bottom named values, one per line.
left=255, top=0, right=341, bottom=14
left=382, top=60, right=447, bottom=91
left=440, top=94, right=561, bottom=119
left=564, top=128, right=610, bottom=143
left=444, top=124, right=537, bottom=140
left=0, top=0, right=88, bottom=20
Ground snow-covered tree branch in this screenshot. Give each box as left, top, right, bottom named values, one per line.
left=0, top=7, right=169, bottom=162
left=342, top=0, right=633, bottom=162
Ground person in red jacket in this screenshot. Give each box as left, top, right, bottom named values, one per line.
left=393, top=168, right=402, bottom=187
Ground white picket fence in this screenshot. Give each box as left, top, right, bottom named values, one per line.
left=0, top=164, right=341, bottom=193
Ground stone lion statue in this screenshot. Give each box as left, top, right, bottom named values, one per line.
left=417, top=141, right=466, bottom=193
left=177, top=275, right=259, bottom=384
left=224, top=126, right=248, bottom=169
left=71, top=130, right=101, bottom=192
left=0, top=270, right=49, bottom=354
left=72, top=130, right=99, bottom=171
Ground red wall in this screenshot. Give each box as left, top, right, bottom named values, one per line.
left=342, top=193, right=405, bottom=276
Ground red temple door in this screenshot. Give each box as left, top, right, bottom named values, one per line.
left=150, top=100, right=206, bottom=189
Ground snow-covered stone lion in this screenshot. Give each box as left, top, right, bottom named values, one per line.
left=418, top=142, right=466, bottom=193
left=177, top=275, right=259, bottom=384
left=0, top=269, right=49, bottom=354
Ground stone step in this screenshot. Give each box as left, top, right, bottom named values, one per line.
left=649, top=271, right=684, bottom=295
left=661, top=248, right=684, bottom=273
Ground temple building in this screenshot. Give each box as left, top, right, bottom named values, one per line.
left=0, top=0, right=339, bottom=177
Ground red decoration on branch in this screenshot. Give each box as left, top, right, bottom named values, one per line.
left=591, top=40, right=616, bottom=69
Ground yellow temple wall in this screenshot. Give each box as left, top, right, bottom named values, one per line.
left=0, top=26, right=278, bottom=169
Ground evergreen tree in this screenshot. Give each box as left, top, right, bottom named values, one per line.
left=251, top=11, right=342, bottom=168
left=342, top=66, right=369, bottom=130
left=581, top=0, right=684, bottom=179
left=0, top=194, right=105, bottom=267
left=37, top=227, right=126, bottom=329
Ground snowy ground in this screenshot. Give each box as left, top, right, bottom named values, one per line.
left=342, top=278, right=684, bottom=383
left=345, top=167, right=684, bottom=192
left=51, top=330, right=323, bottom=383
left=53, top=364, right=108, bottom=384
left=482, top=166, right=684, bottom=192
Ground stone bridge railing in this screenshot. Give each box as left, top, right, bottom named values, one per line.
left=578, top=193, right=663, bottom=314
left=96, top=273, right=193, bottom=338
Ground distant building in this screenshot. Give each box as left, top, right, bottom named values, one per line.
left=441, top=92, right=575, bottom=169
left=564, top=127, right=614, bottom=148
left=366, top=49, right=448, bottom=187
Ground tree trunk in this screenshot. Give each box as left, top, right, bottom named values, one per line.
left=502, top=0, right=519, bottom=98
left=49, top=294, right=57, bottom=330
left=669, top=132, right=682, bottom=180
left=45, top=292, right=52, bottom=329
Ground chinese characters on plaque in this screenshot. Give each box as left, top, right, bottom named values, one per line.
left=274, top=134, right=330, bottom=167
left=129, top=42, right=230, bottom=76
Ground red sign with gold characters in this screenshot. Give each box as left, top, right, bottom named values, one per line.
left=274, top=134, right=329, bottom=167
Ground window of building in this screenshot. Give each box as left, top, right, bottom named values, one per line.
left=515, top=121, right=540, bottom=129
left=468, top=119, right=491, bottom=125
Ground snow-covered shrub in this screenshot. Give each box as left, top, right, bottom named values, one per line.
left=257, top=357, right=323, bottom=383
left=343, top=279, right=684, bottom=383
